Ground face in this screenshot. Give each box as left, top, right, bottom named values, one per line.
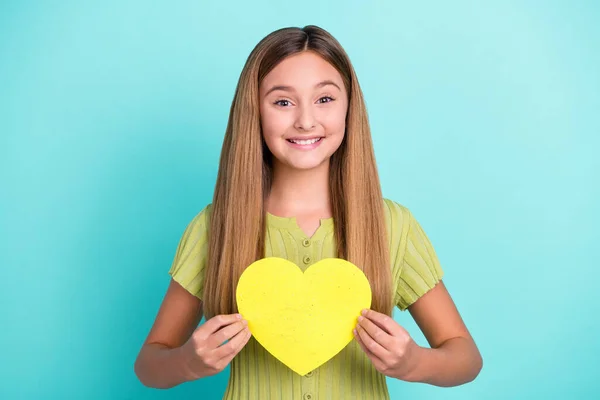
left=259, top=51, right=349, bottom=171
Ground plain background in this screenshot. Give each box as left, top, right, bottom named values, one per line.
left=1, top=1, right=598, bottom=399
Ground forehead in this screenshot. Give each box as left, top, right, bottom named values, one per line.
left=260, top=51, right=344, bottom=90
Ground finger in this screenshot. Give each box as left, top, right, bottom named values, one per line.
left=355, top=323, right=389, bottom=361
left=362, top=309, right=405, bottom=336
left=357, top=315, right=394, bottom=351
left=212, top=327, right=252, bottom=361
left=353, top=327, right=385, bottom=369
left=197, top=314, right=242, bottom=338
left=206, top=319, right=248, bottom=349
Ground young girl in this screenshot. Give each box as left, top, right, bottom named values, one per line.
left=134, top=25, right=482, bottom=399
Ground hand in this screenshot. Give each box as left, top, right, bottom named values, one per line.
left=180, top=314, right=251, bottom=379
left=353, top=309, right=419, bottom=380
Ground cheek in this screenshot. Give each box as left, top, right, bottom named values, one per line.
left=260, top=106, right=294, bottom=158
left=321, top=104, right=348, bottom=136
left=260, top=106, right=289, bottom=141
left=259, top=106, right=278, bottom=148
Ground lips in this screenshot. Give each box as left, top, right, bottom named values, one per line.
left=286, top=137, right=323, bottom=145
left=284, top=135, right=325, bottom=151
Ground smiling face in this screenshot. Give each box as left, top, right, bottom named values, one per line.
left=259, top=51, right=349, bottom=171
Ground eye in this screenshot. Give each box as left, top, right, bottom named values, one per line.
left=317, top=96, right=335, bottom=104
left=274, top=99, right=292, bottom=107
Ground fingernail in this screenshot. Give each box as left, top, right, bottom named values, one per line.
left=353, top=329, right=357, bottom=336
left=361, top=309, right=367, bottom=316
left=357, top=316, right=364, bottom=322
left=242, top=319, right=248, bottom=326
left=236, top=314, right=242, bottom=319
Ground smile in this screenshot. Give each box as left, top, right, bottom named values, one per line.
left=286, top=137, right=323, bottom=145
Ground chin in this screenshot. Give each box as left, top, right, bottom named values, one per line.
left=282, top=157, right=330, bottom=171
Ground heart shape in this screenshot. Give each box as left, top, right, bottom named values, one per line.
left=236, top=257, right=372, bottom=375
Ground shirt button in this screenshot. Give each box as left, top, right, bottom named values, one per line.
left=305, top=370, right=314, bottom=377
left=303, top=255, right=311, bottom=264
left=302, top=238, right=311, bottom=247
left=303, top=393, right=313, bottom=400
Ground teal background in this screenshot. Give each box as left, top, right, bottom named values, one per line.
left=1, top=0, right=598, bottom=399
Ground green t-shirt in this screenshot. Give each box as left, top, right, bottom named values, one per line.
left=169, top=198, right=444, bottom=400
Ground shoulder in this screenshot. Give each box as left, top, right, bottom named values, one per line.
left=169, top=203, right=213, bottom=299
left=180, top=203, right=213, bottom=237
left=382, top=198, right=413, bottom=232
left=382, top=198, right=414, bottom=262
left=382, top=197, right=438, bottom=243
left=382, top=197, right=409, bottom=215
left=193, top=203, right=213, bottom=224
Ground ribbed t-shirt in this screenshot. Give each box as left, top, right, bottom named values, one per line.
left=169, top=198, right=444, bottom=399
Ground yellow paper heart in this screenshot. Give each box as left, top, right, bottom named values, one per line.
left=236, top=257, right=372, bottom=376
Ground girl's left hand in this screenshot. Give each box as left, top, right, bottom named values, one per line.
left=353, top=309, right=420, bottom=380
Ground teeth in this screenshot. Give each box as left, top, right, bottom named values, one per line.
left=289, top=138, right=321, bottom=145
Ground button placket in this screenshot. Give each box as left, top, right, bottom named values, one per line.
left=302, top=368, right=315, bottom=398
left=300, top=234, right=316, bottom=399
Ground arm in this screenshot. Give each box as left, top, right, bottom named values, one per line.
left=404, top=281, right=482, bottom=386
left=134, top=278, right=204, bottom=388
left=134, top=279, right=250, bottom=389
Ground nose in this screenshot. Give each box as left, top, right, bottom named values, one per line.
left=294, top=104, right=316, bottom=131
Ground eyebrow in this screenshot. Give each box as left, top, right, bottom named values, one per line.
left=264, top=80, right=342, bottom=96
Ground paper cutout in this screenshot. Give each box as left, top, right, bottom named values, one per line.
left=236, top=257, right=372, bottom=375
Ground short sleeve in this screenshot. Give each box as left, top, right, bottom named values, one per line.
left=168, top=204, right=211, bottom=300
left=395, top=208, right=444, bottom=311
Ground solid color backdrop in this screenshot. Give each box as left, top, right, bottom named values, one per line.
left=1, top=1, right=598, bottom=398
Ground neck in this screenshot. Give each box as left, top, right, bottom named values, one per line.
left=267, top=159, right=331, bottom=217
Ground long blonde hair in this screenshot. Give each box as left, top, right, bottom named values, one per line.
left=203, top=25, right=392, bottom=318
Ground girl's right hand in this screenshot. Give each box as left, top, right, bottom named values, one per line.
left=180, top=314, right=251, bottom=379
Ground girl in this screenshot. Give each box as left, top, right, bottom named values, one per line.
left=134, top=25, right=482, bottom=399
